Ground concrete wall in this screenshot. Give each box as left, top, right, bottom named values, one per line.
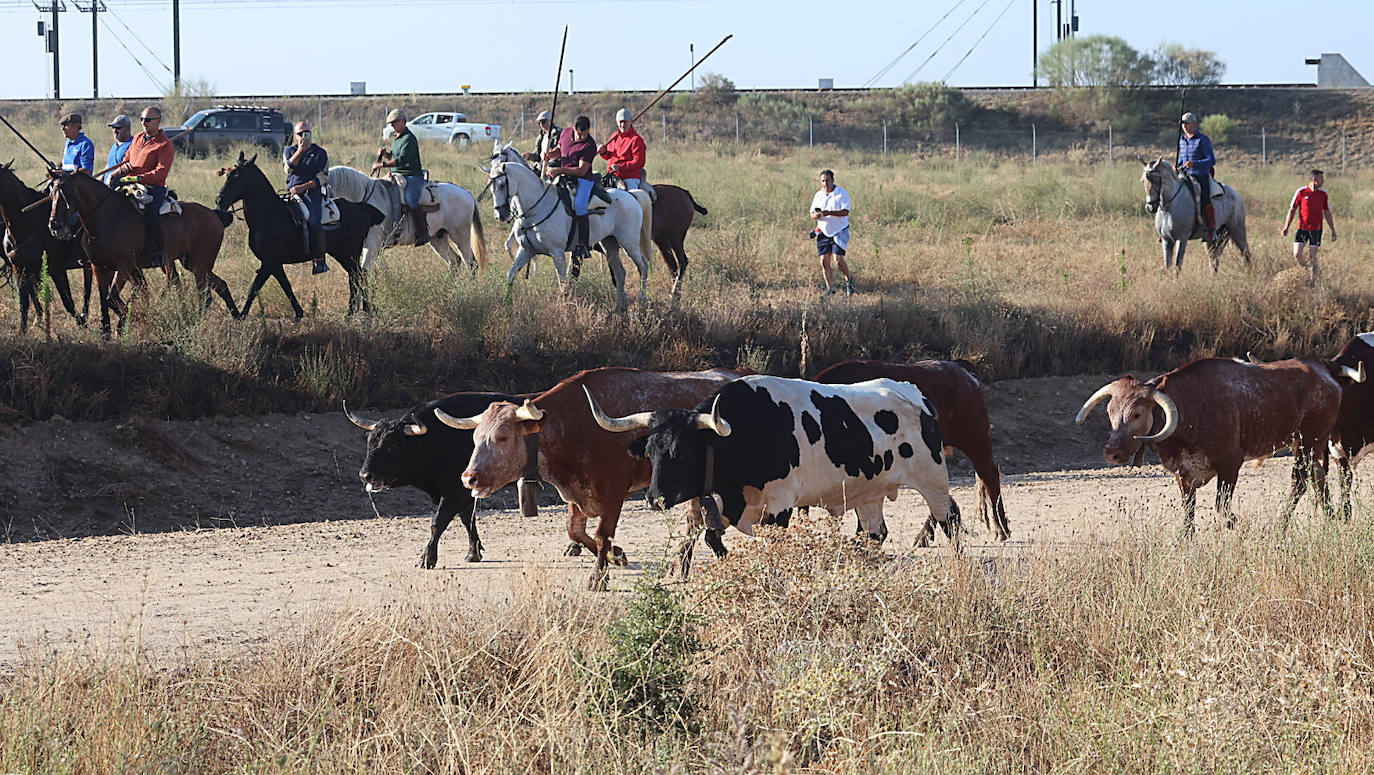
left=1316, top=54, right=1370, bottom=89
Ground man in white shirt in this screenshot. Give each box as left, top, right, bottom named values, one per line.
left=809, top=169, right=854, bottom=295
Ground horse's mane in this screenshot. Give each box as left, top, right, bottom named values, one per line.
left=327, top=165, right=375, bottom=202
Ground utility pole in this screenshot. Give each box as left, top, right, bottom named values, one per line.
left=690, top=43, right=695, bottom=92
left=1031, top=0, right=1037, bottom=86
left=33, top=1, right=65, bottom=99
left=75, top=0, right=102, bottom=98
left=1053, top=0, right=1061, bottom=41
left=568, top=68, right=574, bottom=95
left=172, top=0, right=181, bottom=92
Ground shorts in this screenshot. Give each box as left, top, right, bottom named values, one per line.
left=1295, top=229, right=1322, bottom=246
left=816, top=228, right=849, bottom=257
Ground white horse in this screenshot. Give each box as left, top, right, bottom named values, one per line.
left=1140, top=156, right=1251, bottom=273
left=326, top=165, right=487, bottom=274
left=483, top=145, right=652, bottom=311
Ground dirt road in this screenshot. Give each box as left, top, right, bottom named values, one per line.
left=0, top=374, right=1341, bottom=667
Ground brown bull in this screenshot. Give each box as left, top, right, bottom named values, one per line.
left=433, top=367, right=744, bottom=588
left=1329, top=333, right=1374, bottom=519
left=812, top=359, right=1009, bottom=541
left=1076, top=357, right=1352, bottom=533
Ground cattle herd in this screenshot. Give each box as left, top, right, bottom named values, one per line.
left=346, top=333, right=1374, bottom=589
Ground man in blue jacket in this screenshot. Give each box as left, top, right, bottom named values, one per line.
left=283, top=120, right=330, bottom=274
left=1177, top=112, right=1217, bottom=242
left=59, top=113, right=95, bottom=176
left=103, top=114, right=133, bottom=186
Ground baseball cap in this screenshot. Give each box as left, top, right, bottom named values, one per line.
left=536, top=110, right=552, bottom=122
left=1181, top=112, right=1199, bottom=123
left=59, top=113, right=82, bottom=126
left=386, top=108, right=406, bottom=123
left=107, top=114, right=131, bottom=129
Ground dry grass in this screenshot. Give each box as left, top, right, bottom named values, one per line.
left=1, top=118, right=1372, bottom=423
left=3, top=508, right=1374, bottom=773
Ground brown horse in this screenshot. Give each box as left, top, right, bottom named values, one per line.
left=647, top=184, right=707, bottom=298
left=46, top=171, right=237, bottom=334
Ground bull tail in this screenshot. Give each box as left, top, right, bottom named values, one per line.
left=687, top=190, right=708, bottom=215
left=470, top=200, right=487, bottom=272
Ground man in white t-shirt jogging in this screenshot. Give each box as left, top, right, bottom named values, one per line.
left=809, top=169, right=854, bottom=295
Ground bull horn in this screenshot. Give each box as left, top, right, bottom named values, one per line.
left=1135, top=154, right=1147, bottom=165
left=1246, top=351, right=1262, bottom=364
left=343, top=401, right=380, bottom=431
left=1342, top=362, right=1367, bottom=384
left=584, top=386, right=654, bottom=433
left=402, top=418, right=428, bottom=436
left=515, top=400, right=544, bottom=422
left=433, top=407, right=483, bottom=430
left=1135, top=391, right=1179, bottom=443
left=693, top=396, right=732, bottom=437
left=1074, top=383, right=1115, bottom=424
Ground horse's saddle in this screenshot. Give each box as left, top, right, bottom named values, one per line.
left=601, top=172, right=657, bottom=203
left=1182, top=174, right=1227, bottom=200
left=288, top=193, right=341, bottom=228
left=390, top=173, right=442, bottom=211
left=555, top=177, right=612, bottom=216
left=123, top=184, right=182, bottom=216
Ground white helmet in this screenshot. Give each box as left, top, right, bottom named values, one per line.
left=615, top=108, right=632, bottom=123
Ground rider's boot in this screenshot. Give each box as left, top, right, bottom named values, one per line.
left=412, top=207, right=431, bottom=247
left=1202, top=203, right=1219, bottom=243
left=570, top=214, right=590, bottom=279
left=309, top=228, right=329, bottom=275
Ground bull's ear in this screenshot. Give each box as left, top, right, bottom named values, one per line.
left=627, top=435, right=649, bottom=459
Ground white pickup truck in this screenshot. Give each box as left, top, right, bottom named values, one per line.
left=382, top=112, right=502, bottom=147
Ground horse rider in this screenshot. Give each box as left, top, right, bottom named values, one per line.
left=546, top=114, right=598, bottom=261
left=1177, top=112, right=1218, bottom=242
left=111, top=106, right=175, bottom=267
left=524, top=110, right=560, bottom=174
left=598, top=108, right=646, bottom=190
left=372, top=108, right=430, bottom=247
left=283, top=120, right=330, bottom=275
left=103, top=114, right=133, bottom=186
left=59, top=113, right=95, bottom=176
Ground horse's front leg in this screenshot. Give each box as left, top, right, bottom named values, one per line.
left=505, top=244, right=536, bottom=285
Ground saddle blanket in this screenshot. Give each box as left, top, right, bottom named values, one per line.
left=123, top=184, right=182, bottom=216
left=289, top=194, right=341, bottom=227
left=390, top=173, right=442, bottom=209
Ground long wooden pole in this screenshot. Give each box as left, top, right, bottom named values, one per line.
left=0, top=112, right=57, bottom=169
left=630, top=34, right=732, bottom=124
left=548, top=26, right=568, bottom=134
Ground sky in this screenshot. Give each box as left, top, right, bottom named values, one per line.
left=0, top=0, right=1371, bottom=100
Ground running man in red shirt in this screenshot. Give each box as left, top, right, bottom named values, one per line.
left=1281, top=168, right=1338, bottom=282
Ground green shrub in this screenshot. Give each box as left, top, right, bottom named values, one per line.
left=1202, top=113, right=1238, bottom=144
left=737, top=93, right=809, bottom=142
left=854, top=82, right=978, bottom=129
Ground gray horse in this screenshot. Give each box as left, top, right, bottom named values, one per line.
left=1140, top=156, right=1251, bottom=273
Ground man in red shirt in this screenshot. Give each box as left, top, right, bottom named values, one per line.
left=1281, top=169, right=1338, bottom=282
left=111, top=105, right=175, bottom=267
left=598, top=109, right=646, bottom=190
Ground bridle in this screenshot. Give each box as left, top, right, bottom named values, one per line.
left=1144, top=163, right=1187, bottom=214
left=491, top=162, right=560, bottom=250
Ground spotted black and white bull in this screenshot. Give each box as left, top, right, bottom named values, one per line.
left=1075, top=357, right=1359, bottom=533
left=813, top=359, right=1009, bottom=541
left=586, top=375, right=961, bottom=549
left=346, top=392, right=526, bottom=568
left=431, top=367, right=746, bottom=588
left=1327, top=334, right=1374, bottom=519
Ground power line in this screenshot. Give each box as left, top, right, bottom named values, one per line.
left=98, top=12, right=167, bottom=93
left=863, top=0, right=968, bottom=88
left=942, top=0, right=1018, bottom=82
left=102, top=2, right=173, bottom=75
left=902, top=0, right=992, bottom=85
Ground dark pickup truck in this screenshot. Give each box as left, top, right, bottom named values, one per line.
left=164, top=105, right=288, bottom=157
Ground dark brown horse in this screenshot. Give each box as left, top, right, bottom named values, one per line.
left=0, top=163, right=90, bottom=331
left=46, top=171, right=237, bottom=335
left=647, top=184, right=706, bottom=298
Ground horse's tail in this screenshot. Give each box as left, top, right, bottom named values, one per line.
left=636, top=190, right=653, bottom=261
left=470, top=199, right=487, bottom=273
left=687, top=190, right=708, bottom=216
left=214, top=209, right=234, bottom=228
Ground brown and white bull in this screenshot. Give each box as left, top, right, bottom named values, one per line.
left=1329, top=333, right=1374, bottom=519
left=432, top=367, right=744, bottom=588
left=813, top=359, right=1009, bottom=541
left=1075, top=357, right=1355, bottom=533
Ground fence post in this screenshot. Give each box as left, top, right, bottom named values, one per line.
left=1342, top=131, right=1347, bottom=174
left=1108, top=124, right=1113, bottom=165
left=316, top=97, right=322, bottom=135
left=1261, top=126, right=1266, bottom=166
left=809, top=115, right=813, bottom=148
left=883, top=121, right=888, bottom=156
left=955, top=123, right=960, bottom=161
left=735, top=112, right=740, bottom=143
left=1032, top=124, right=1037, bottom=160
left=663, top=112, right=667, bottom=143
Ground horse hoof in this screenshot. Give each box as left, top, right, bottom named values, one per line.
left=610, top=546, right=629, bottom=567
left=564, top=543, right=583, bottom=557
